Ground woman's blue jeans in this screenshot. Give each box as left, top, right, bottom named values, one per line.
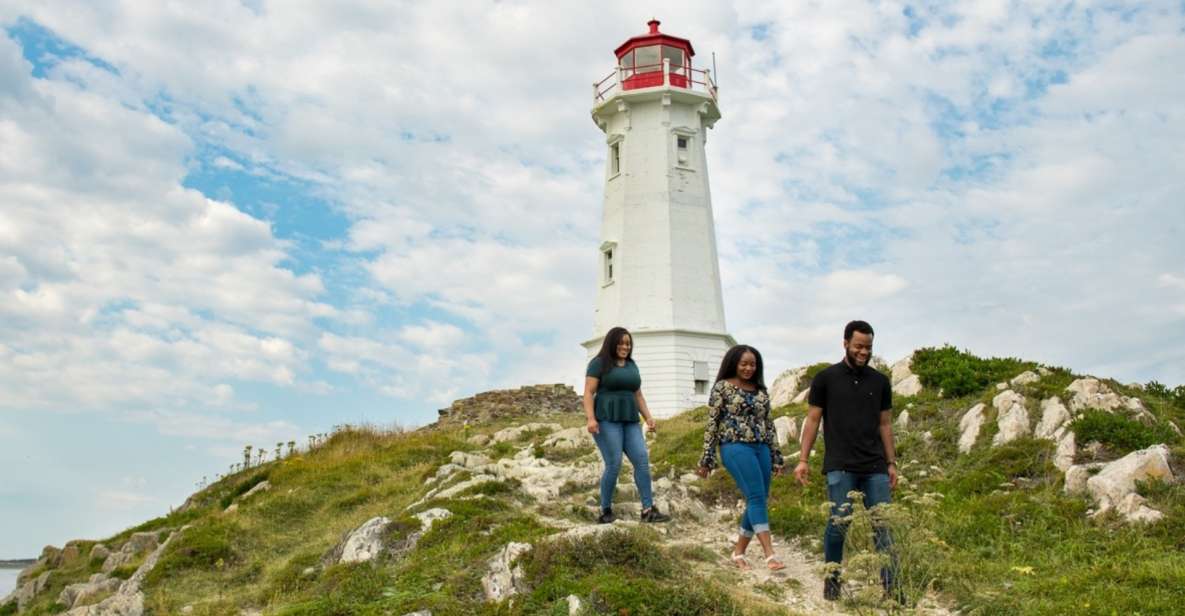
left=720, top=442, right=772, bottom=536
left=824, top=470, right=896, bottom=585
left=592, top=420, right=653, bottom=510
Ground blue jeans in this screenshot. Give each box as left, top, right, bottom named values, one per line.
left=592, top=420, right=653, bottom=510
left=824, top=470, right=896, bottom=584
left=720, top=442, right=772, bottom=536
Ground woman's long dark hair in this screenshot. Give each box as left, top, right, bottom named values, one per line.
left=594, top=326, right=633, bottom=378
left=715, top=345, right=766, bottom=390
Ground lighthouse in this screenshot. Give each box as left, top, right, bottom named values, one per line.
left=583, top=20, right=735, bottom=418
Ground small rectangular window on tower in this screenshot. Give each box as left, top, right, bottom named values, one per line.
left=693, top=361, right=709, bottom=394
left=610, top=142, right=621, bottom=175
left=675, top=134, right=690, bottom=166
left=603, top=249, right=614, bottom=284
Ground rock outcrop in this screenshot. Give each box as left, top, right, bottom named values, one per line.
left=63, top=527, right=184, bottom=616
left=991, top=390, right=1030, bottom=446
left=437, top=385, right=581, bottom=425
left=769, top=366, right=809, bottom=408
left=481, top=542, right=532, bottom=602
left=1085, top=445, right=1175, bottom=523
left=890, top=356, right=923, bottom=397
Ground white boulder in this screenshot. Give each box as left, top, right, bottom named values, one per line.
left=958, top=403, right=987, bottom=454
left=1054, top=431, right=1076, bottom=472
left=895, top=410, right=909, bottom=430
left=1086, top=445, right=1175, bottom=523
left=1010, top=371, right=1040, bottom=386
left=769, top=366, right=809, bottom=408
left=890, top=357, right=923, bottom=396
left=1034, top=397, right=1070, bottom=440
left=1064, top=462, right=1105, bottom=494
left=773, top=416, right=797, bottom=448
left=991, top=390, right=1030, bottom=446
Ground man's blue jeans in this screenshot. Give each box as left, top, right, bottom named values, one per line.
left=720, top=442, right=772, bottom=536
left=592, top=420, right=653, bottom=510
left=824, top=470, right=895, bottom=584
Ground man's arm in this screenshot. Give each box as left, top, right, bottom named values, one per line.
left=794, top=405, right=823, bottom=485
left=879, top=409, right=898, bottom=489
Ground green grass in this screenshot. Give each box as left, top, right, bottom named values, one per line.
left=16, top=365, right=1185, bottom=616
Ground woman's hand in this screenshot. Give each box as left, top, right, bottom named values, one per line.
left=586, top=418, right=600, bottom=435
left=645, top=417, right=657, bottom=433
left=695, top=466, right=711, bottom=478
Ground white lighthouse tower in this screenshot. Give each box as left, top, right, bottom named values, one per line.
left=583, top=20, right=734, bottom=418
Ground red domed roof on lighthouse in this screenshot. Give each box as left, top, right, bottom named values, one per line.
left=614, top=19, right=695, bottom=58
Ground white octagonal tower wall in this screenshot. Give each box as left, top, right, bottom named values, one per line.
left=583, top=21, right=733, bottom=419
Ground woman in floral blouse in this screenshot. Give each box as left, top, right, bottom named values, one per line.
left=696, top=344, right=786, bottom=571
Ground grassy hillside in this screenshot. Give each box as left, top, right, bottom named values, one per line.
left=6, top=348, right=1185, bottom=615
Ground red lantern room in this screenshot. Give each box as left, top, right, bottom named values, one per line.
left=615, top=19, right=694, bottom=90
left=593, top=19, right=717, bottom=106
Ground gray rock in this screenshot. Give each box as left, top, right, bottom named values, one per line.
left=895, top=410, right=910, bottom=430
left=542, top=426, right=593, bottom=450
left=238, top=480, right=271, bottom=501
left=337, top=517, right=392, bottom=564
left=481, top=542, right=532, bottom=602
left=468, top=434, right=491, bottom=446
left=90, top=544, right=111, bottom=561
left=567, top=594, right=584, bottom=615
left=59, top=576, right=120, bottom=609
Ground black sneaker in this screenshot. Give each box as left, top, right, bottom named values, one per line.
left=823, top=575, right=842, bottom=601
left=640, top=505, right=670, bottom=523
left=596, top=508, right=616, bottom=524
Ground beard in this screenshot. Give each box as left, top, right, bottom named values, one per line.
left=845, top=347, right=868, bottom=367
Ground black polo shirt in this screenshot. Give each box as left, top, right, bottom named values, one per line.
left=808, top=360, right=893, bottom=474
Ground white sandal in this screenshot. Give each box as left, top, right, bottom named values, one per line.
left=765, top=555, right=786, bottom=571
left=730, top=552, right=752, bottom=570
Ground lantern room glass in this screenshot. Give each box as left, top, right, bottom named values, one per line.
left=662, top=46, right=685, bottom=76
left=634, top=45, right=660, bottom=72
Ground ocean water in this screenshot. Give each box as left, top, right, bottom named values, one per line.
left=0, top=568, right=19, bottom=597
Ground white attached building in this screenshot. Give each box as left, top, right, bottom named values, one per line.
left=583, top=20, right=734, bottom=418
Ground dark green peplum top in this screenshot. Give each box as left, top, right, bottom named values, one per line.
left=586, top=357, right=641, bottom=423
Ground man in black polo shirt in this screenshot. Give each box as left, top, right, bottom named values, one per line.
left=793, top=320, right=898, bottom=601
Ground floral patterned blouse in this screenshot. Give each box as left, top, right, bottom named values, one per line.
left=698, top=380, right=784, bottom=471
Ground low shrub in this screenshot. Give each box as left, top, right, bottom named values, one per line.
left=912, top=346, right=1034, bottom=398
left=1069, top=410, right=1178, bottom=453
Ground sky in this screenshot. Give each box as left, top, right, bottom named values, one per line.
left=1, top=1, right=1183, bottom=558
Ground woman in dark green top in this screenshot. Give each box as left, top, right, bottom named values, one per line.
left=583, top=327, right=670, bottom=524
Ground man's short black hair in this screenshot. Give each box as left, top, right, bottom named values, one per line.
left=844, top=320, right=874, bottom=341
